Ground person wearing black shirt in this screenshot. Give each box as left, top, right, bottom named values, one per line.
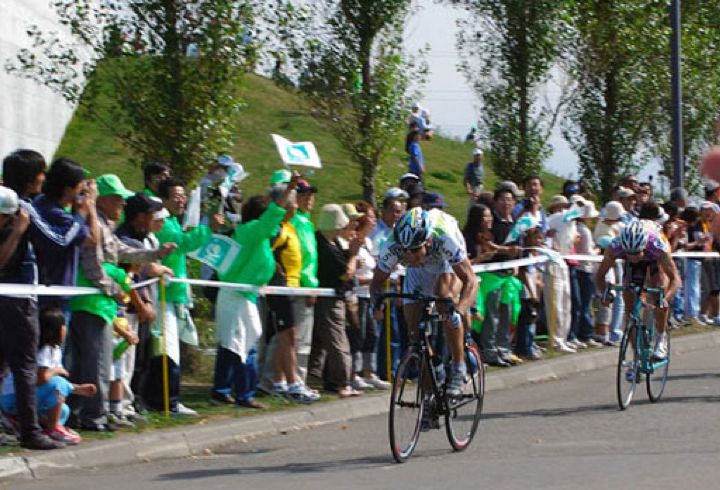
left=480, top=188, right=521, bottom=367
left=308, top=204, right=363, bottom=398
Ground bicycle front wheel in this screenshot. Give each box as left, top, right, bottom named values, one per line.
left=445, top=343, right=484, bottom=451
left=647, top=332, right=671, bottom=402
left=617, top=322, right=638, bottom=410
left=389, top=350, right=425, bottom=463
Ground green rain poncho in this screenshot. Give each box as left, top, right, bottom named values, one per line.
left=471, top=271, right=522, bottom=333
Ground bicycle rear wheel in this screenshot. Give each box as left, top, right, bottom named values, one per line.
left=617, top=322, right=638, bottom=410
left=445, top=343, right=484, bottom=451
left=647, top=331, right=671, bottom=402
left=389, top=350, right=425, bottom=463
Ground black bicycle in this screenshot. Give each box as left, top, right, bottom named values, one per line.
left=378, top=292, right=485, bottom=463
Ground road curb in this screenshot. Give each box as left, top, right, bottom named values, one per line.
left=4, top=329, right=720, bottom=482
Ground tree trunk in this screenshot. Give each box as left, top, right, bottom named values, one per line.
left=360, top=156, right=378, bottom=206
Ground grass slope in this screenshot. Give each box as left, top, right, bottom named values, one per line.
left=56, top=74, right=564, bottom=220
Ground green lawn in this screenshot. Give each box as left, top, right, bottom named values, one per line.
left=56, top=74, right=564, bottom=221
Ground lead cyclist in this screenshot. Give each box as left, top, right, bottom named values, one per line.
left=370, top=207, right=479, bottom=396
left=595, top=221, right=682, bottom=361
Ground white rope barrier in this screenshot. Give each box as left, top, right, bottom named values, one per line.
left=2, top=251, right=719, bottom=298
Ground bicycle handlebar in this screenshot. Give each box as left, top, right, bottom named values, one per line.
left=605, top=284, right=666, bottom=308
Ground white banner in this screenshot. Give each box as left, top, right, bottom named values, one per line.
left=271, top=134, right=322, bottom=168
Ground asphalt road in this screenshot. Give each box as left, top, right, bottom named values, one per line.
left=10, top=346, right=720, bottom=490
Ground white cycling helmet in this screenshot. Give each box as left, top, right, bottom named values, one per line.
left=394, top=207, right=433, bottom=249
left=618, top=221, right=649, bottom=254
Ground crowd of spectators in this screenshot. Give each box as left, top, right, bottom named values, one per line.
left=1, top=119, right=717, bottom=451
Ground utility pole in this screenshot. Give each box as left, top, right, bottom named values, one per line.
left=670, top=0, right=683, bottom=188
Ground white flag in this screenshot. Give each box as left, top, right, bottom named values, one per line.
left=271, top=134, right=322, bottom=168
left=188, top=234, right=242, bottom=276
left=183, top=186, right=202, bottom=229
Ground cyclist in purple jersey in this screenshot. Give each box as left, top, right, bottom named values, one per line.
left=596, top=221, right=681, bottom=359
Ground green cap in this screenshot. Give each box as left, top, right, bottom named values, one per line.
left=270, top=169, right=291, bottom=186
left=97, top=174, right=134, bottom=199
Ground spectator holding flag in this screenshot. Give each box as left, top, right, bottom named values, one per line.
left=212, top=174, right=301, bottom=409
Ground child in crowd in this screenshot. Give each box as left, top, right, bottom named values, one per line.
left=516, top=227, right=545, bottom=360
left=1, top=306, right=96, bottom=444
left=109, top=278, right=140, bottom=427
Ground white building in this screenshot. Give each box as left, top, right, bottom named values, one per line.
left=0, top=0, right=77, bottom=164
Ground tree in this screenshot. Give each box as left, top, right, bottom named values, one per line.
left=561, top=2, right=671, bottom=200
left=645, top=0, right=720, bottom=194
left=453, top=0, right=569, bottom=181
left=270, top=0, right=424, bottom=204
left=6, top=1, right=258, bottom=183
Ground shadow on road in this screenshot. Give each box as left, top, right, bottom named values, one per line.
left=154, top=452, right=424, bottom=481
left=483, top=392, right=720, bottom=420
left=666, top=372, right=720, bottom=381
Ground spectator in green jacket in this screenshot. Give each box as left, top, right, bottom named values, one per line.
left=212, top=173, right=300, bottom=409
left=289, top=178, right=318, bottom=382
left=144, top=177, right=223, bottom=416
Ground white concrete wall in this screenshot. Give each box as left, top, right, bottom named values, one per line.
left=0, top=0, right=78, bottom=163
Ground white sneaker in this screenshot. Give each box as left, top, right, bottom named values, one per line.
left=286, top=383, right=321, bottom=403
left=652, top=335, right=668, bottom=360
left=570, top=339, right=588, bottom=349
left=351, top=377, right=373, bottom=391
left=172, top=403, right=198, bottom=416
left=364, top=374, right=391, bottom=390
left=699, top=314, right=712, bottom=325
left=555, top=340, right=577, bottom=353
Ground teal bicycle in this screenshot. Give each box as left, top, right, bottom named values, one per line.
left=612, top=284, right=671, bottom=410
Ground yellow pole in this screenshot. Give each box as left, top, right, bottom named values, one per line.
left=547, top=266, right=556, bottom=355
left=160, top=276, right=170, bottom=418
left=385, top=279, right=392, bottom=382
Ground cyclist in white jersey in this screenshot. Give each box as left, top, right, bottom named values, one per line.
left=370, top=207, right=478, bottom=396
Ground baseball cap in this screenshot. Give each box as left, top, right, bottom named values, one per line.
left=616, top=186, right=636, bottom=199
left=341, top=203, right=364, bottom=220
left=472, top=148, right=483, bottom=157
left=700, top=201, right=720, bottom=212
left=498, top=180, right=525, bottom=198
left=422, top=192, right=446, bottom=209
left=296, top=178, right=317, bottom=194
left=270, top=169, right=292, bottom=186
left=97, top=174, right=134, bottom=199
left=125, top=192, right=163, bottom=220
left=549, top=195, right=569, bottom=209
left=317, top=204, right=350, bottom=232
left=0, top=186, right=19, bottom=215
left=400, top=172, right=421, bottom=182
left=384, top=187, right=409, bottom=201
left=216, top=154, right=237, bottom=167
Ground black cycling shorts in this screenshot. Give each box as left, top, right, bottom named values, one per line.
left=266, top=294, right=296, bottom=334
left=624, top=260, right=659, bottom=289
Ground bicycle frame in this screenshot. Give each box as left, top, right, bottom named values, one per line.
left=619, top=284, right=669, bottom=374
